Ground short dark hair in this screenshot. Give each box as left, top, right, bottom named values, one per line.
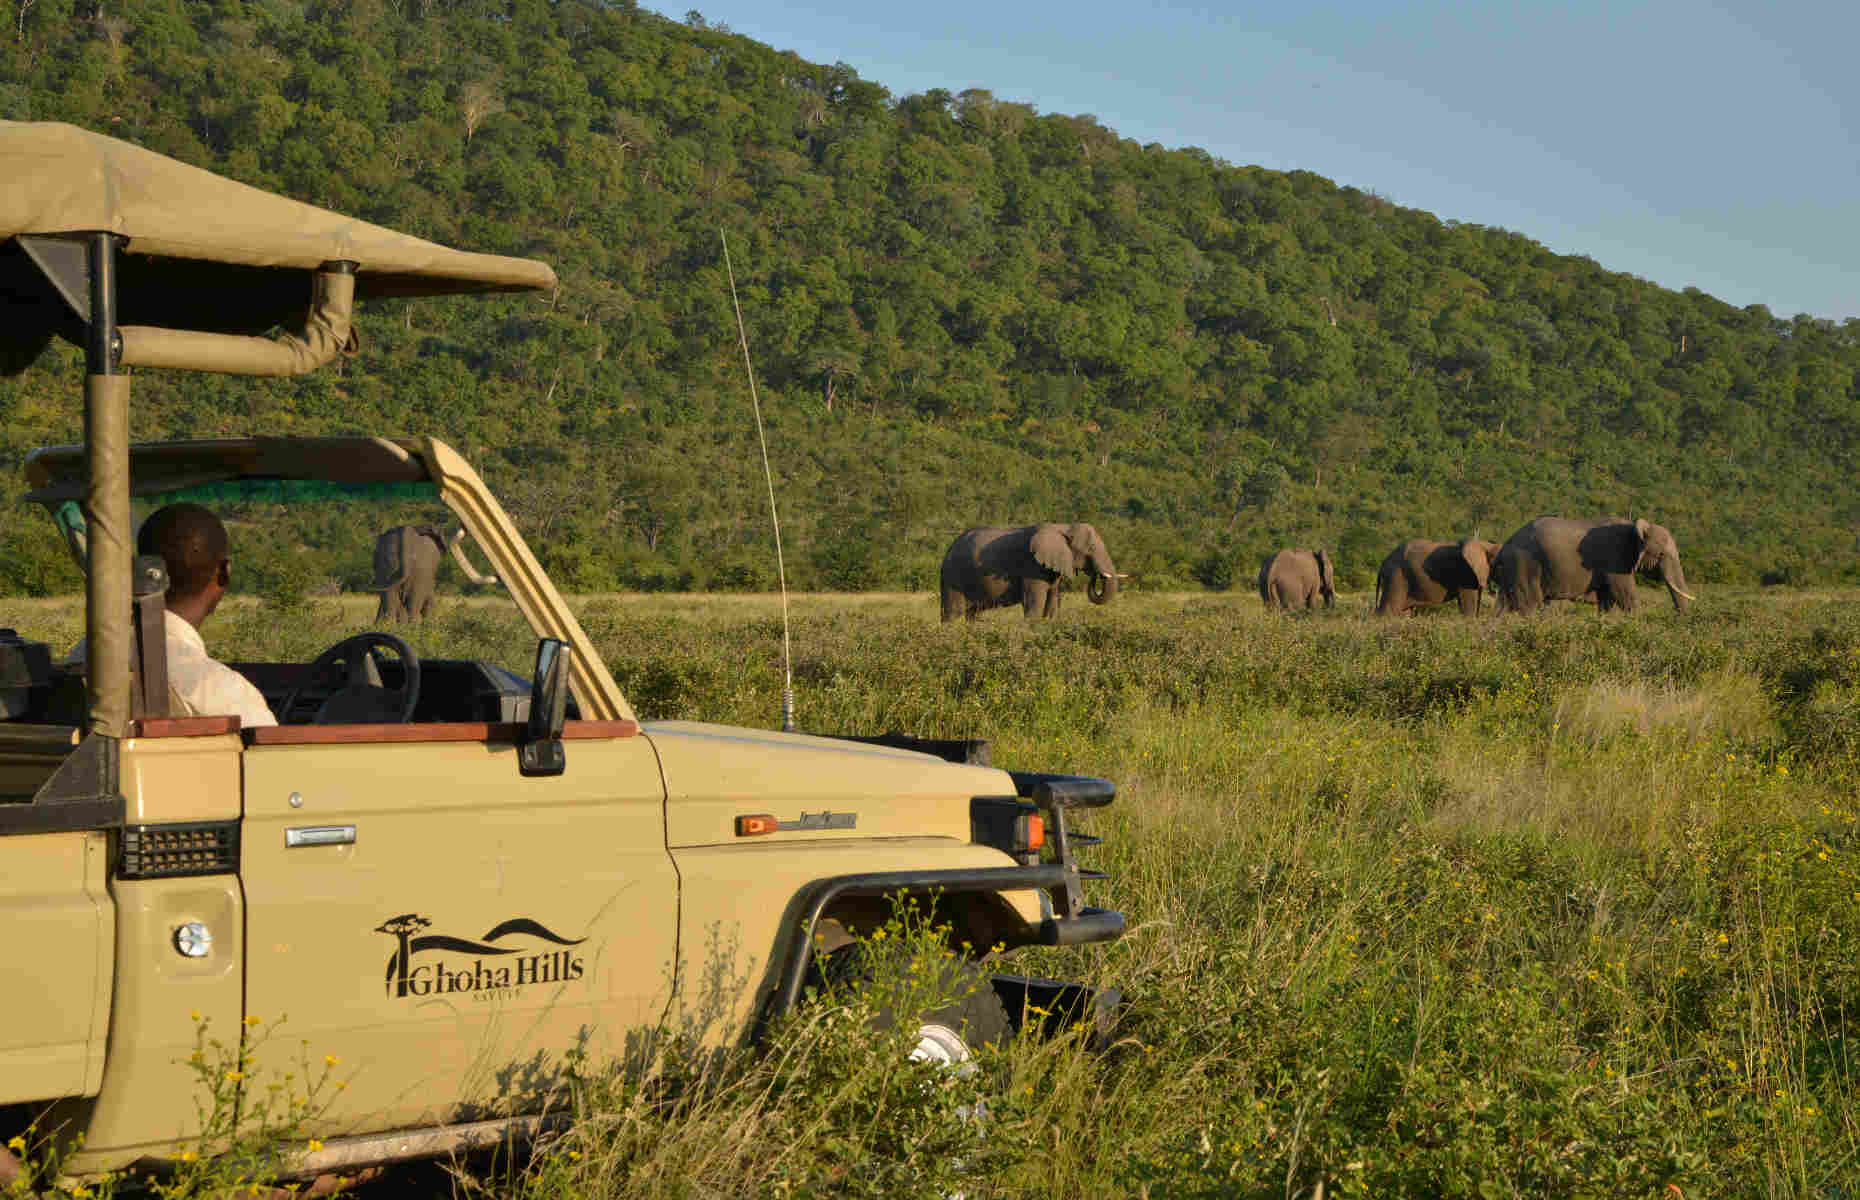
left=137, top=503, right=228, bottom=597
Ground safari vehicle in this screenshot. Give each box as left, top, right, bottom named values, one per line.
left=0, top=122, right=1123, bottom=1186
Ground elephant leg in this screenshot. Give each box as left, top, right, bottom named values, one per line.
left=375, top=593, right=392, bottom=624
left=940, top=588, right=961, bottom=622
left=1045, top=584, right=1062, bottom=618
left=1022, top=579, right=1049, bottom=618
left=1457, top=588, right=1480, bottom=616
left=1598, top=573, right=1636, bottom=612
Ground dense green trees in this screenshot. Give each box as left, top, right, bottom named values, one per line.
left=4, top=0, right=1858, bottom=597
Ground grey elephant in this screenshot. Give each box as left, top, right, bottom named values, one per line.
left=939, top=523, right=1120, bottom=621
left=1258, top=548, right=1335, bottom=611
left=1374, top=538, right=1500, bottom=617
left=1492, top=517, right=1695, bottom=614
left=368, top=525, right=498, bottom=623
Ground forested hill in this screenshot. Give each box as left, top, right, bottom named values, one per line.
left=4, top=1, right=1859, bottom=598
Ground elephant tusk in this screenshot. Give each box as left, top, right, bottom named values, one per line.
left=1673, top=586, right=1697, bottom=601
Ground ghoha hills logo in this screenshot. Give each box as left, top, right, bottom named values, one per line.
left=375, top=913, right=586, bottom=1000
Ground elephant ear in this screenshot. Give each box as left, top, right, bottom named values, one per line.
left=1631, top=518, right=1653, bottom=569
left=1315, top=549, right=1334, bottom=591
left=1459, top=539, right=1492, bottom=591
left=1030, top=525, right=1074, bottom=576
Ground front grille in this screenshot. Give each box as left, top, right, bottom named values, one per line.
left=119, top=821, right=240, bottom=879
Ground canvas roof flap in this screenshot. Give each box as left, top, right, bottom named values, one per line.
left=1, top=120, right=556, bottom=375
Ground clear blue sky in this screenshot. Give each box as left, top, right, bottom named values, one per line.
left=697, top=0, right=1858, bottom=322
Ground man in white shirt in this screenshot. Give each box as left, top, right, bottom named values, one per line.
left=68, top=502, right=278, bottom=729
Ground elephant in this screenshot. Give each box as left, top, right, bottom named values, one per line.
left=1374, top=538, right=1500, bottom=617
left=939, top=523, right=1120, bottom=621
left=367, top=525, right=498, bottom=623
left=1491, top=517, right=1695, bottom=615
left=1258, top=548, right=1335, bottom=611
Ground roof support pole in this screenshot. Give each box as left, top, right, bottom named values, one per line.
left=84, top=231, right=132, bottom=742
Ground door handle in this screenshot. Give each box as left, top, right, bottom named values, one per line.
left=285, top=825, right=356, bottom=848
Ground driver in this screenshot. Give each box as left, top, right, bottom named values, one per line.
left=67, top=502, right=278, bottom=728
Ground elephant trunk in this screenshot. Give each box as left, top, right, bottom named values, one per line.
left=1088, top=569, right=1117, bottom=605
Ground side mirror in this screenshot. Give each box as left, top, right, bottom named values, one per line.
left=518, top=637, right=571, bottom=778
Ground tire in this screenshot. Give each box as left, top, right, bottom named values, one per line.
left=819, top=947, right=1013, bottom=1064
left=897, top=964, right=1013, bottom=1066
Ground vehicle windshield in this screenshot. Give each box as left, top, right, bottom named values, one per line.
left=32, top=477, right=539, bottom=717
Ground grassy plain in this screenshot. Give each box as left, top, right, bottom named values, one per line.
left=5, top=587, right=1858, bottom=1197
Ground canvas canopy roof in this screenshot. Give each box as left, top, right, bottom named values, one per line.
left=0, top=121, right=556, bottom=372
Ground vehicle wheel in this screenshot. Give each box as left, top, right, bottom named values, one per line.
left=901, top=972, right=1013, bottom=1066
left=819, top=946, right=1012, bottom=1063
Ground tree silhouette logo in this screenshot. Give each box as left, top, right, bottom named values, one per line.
left=375, top=913, right=433, bottom=998
left=375, top=912, right=586, bottom=999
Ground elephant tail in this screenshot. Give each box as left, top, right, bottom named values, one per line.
left=365, top=566, right=407, bottom=593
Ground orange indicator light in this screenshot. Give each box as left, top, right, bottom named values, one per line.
left=1023, top=814, right=1045, bottom=851
left=735, top=814, right=778, bottom=837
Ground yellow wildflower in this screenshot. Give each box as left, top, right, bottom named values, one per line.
left=6, top=1135, right=24, bottom=1152
left=324, top=1054, right=341, bottom=1068
left=244, top=1015, right=262, bottom=1027
left=306, top=1139, right=324, bottom=1153
left=224, top=1070, right=244, bottom=1083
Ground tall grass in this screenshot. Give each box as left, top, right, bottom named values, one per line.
left=4, top=588, right=1857, bottom=1195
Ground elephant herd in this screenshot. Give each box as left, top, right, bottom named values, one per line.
left=1264, top=516, right=1695, bottom=616
left=362, top=515, right=1690, bottom=626
left=936, top=515, right=1693, bottom=623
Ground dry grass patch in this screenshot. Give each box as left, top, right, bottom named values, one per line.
left=1553, top=665, right=1774, bottom=747
left=1430, top=666, right=1780, bottom=851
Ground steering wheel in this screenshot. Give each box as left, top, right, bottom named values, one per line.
left=279, top=633, right=422, bottom=725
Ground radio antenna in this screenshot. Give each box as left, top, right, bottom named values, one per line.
left=720, top=230, right=796, bottom=732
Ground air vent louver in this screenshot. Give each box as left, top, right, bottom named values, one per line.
left=120, top=821, right=240, bottom=879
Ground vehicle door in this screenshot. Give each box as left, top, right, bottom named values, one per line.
left=239, top=720, right=674, bottom=1132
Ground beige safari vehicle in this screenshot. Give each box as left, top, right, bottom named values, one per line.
left=0, top=123, right=1122, bottom=1186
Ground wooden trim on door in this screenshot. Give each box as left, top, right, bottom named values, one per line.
left=244, top=719, right=640, bottom=746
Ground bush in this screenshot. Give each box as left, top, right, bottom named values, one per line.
left=1191, top=550, right=1235, bottom=591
